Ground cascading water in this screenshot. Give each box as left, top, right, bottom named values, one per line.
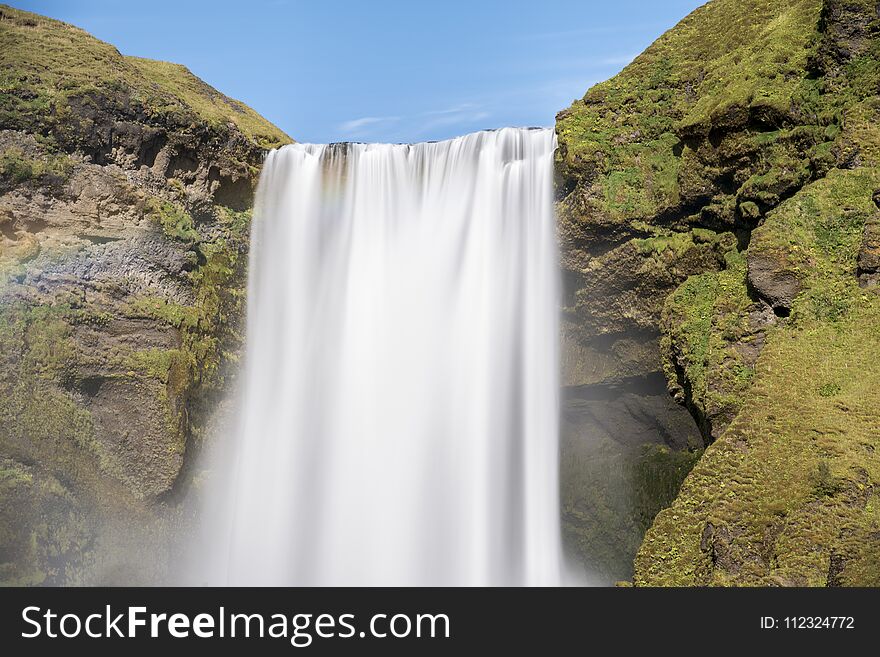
left=198, top=127, right=563, bottom=586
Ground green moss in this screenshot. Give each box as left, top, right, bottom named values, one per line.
left=0, top=147, right=72, bottom=184
left=125, top=348, right=182, bottom=384
left=752, top=167, right=880, bottom=323
left=660, top=247, right=756, bottom=438
left=0, top=458, right=91, bottom=586
left=817, top=381, right=840, bottom=397
left=125, top=296, right=199, bottom=329
left=557, top=0, right=880, bottom=255
left=661, top=274, right=715, bottom=393
left=598, top=133, right=683, bottom=221
left=23, top=305, right=76, bottom=376
left=123, top=207, right=248, bottom=409
left=674, top=2, right=820, bottom=134
left=126, top=57, right=288, bottom=150
left=630, top=445, right=704, bottom=533
left=556, top=0, right=880, bottom=584
left=557, top=0, right=831, bottom=224
left=0, top=296, right=189, bottom=585
left=637, top=301, right=880, bottom=586
left=0, top=303, right=99, bottom=456
left=186, top=209, right=250, bottom=388
left=810, top=460, right=841, bottom=497
left=636, top=168, right=880, bottom=586
left=0, top=148, right=35, bottom=182
left=0, top=5, right=272, bottom=584
left=0, top=303, right=75, bottom=377
left=737, top=157, right=812, bottom=207
left=0, top=5, right=290, bottom=149
left=0, top=466, right=33, bottom=488
left=634, top=229, right=696, bottom=257
left=146, top=198, right=199, bottom=243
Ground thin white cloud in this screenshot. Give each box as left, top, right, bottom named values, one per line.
left=416, top=109, right=491, bottom=136
left=423, top=103, right=480, bottom=116
left=336, top=104, right=493, bottom=140
left=338, top=116, right=399, bottom=133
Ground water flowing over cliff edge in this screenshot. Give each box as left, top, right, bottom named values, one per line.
left=2, top=0, right=878, bottom=587
left=193, top=128, right=565, bottom=585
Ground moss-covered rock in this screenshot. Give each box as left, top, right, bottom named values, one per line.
left=556, top=0, right=877, bottom=373
left=660, top=249, right=770, bottom=441
left=0, top=5, right=288, bottom=584
left=0, top=5, right=288, bottom=151
left=558, top=0, right=880, bottom=585
left=635, top=170, right=880, bottom=586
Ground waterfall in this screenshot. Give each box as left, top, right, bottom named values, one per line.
left=200, top=127, right=562, bottom=586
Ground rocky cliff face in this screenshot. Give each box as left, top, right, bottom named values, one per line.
left=3, top=0, right=877, bottom=588
left=557, top=0, right=880, bottom=585
left=0, top=5, right=291, bottom=584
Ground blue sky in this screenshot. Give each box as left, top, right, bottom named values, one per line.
left=15, top=0, right=705, bottom=143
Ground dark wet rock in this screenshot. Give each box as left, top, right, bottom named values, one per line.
left=560, top=374, right=702, bottom=581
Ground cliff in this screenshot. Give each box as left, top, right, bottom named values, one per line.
left=557, top=0, right=880, bottom=585
left=0, top=5, right=291, bottom=584
left=3, top=0, right=878, bottom=587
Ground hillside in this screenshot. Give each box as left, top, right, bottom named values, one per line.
left=557, top=0, right=880, bottom=585
left=0, top=6, right=288, bottom=150
left=0, top=4, right=290, bottom=584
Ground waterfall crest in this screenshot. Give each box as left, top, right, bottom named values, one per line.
left=202, top=127, right=562, bottom=585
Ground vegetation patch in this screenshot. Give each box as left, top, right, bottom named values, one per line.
left=636, top=169, right=880, bottom=586
left=0, top=5, right=289, bottom=150
left=660, top=248, right=756, bottom=439
left=146, top=198, right=199, bottom=243
left=0, top=147, right=72, bottom=186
